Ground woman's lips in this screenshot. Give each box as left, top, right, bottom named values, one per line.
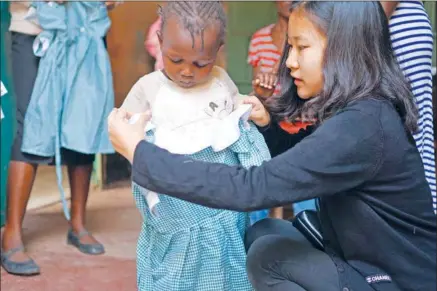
left=293, top=78, right=303, bottom=86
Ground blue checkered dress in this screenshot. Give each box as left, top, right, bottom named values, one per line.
left=132, top=122, right=271, bottom=291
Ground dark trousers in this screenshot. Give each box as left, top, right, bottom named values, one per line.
left=245, top=219, right=340, bottom=291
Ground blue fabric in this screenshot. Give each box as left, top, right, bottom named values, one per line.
left=22, top=1, right=114, bottom=156
left=249, top=209, right=269, bottom=225
left=293, top=199, right=317, bottom=215
left=21, top=1, right=114, bottom=219
left=133, top=121, right=270, bottom=291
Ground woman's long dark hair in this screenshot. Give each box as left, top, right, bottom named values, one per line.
left=267, top=1, right=418, bottom=132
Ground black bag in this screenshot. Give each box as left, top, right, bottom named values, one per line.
left=292, top=210, right=324, bottom=251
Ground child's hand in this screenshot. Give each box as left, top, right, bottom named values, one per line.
left=243, top=96, right=271, bottom=127
left=252, top=72, right=278, bottom=100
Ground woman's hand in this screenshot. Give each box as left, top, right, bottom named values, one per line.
left=243, top=96, right=271, bottom=127
left=252, top=72, right=278, bottom=100
left=107, top=108, right=150, bottom=163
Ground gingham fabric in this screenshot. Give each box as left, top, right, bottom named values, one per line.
left=132, top=121, right=270, bottom=291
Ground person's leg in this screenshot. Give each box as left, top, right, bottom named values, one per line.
left=1, top=32, right=47, bottom=275
left=68, top=163, right=94, bottom=241
left=269, top=207, right=284, bottom=219
left=245, top=218, right=298, bottom=251
left=245, top=219, right=340, bottom=291
left=2, top=162, right=38, bottom=261
left=65, top=149, right=104, bottom=254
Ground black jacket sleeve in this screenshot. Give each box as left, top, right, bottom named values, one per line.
left=132, top=107, right=383, bottom=212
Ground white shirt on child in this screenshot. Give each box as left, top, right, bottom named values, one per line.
left=122, top=66, right=251, bottom=212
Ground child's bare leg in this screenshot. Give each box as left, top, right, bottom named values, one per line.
left=269, top=207, right=284, bottom=219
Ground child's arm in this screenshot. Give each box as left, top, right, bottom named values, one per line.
left=121, top=72, right=161, bottom=113
left=121, top=80, right=149, bottom=113
left=212, top=66, right=252, bottom=108
left=212, top=66, right=239, bottom=98
left=232, top=122, right=276, bottom=220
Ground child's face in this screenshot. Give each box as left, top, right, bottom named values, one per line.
left=286, top=9, right=326, bottom=100
left=159, top=17, right=221, bottom=89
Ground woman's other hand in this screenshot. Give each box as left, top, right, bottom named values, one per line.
left=243, top=96, right=271, bottom=127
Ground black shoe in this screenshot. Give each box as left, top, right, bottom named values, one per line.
left=1, top=246, right=40, bottom=276
left=67, top=229, right=105, bottom=255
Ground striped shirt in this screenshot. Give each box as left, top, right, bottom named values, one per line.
left=248, top=24, right=282, bottom=74
left=389, top=1, right=436, bottom=212
left=248, top=24, right=313, bottom=134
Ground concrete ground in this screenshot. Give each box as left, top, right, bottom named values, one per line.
left=1, top=186, right=141, bottom=291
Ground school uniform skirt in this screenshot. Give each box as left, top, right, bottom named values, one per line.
left=10, top=31, right=95, bottom=166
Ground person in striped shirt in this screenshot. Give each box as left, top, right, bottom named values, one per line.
left=381, top=1, right=436, bottom=213
left=248, top=1, right=316, bottom=219
left=248, top=1, right=289, bottom=99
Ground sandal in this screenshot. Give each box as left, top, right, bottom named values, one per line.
left=1, top=246, right=40, bottom=276
left=67, top=229, right=105, bottom=255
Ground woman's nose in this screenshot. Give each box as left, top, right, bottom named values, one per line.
left=286, top=48, right=299, bottom=71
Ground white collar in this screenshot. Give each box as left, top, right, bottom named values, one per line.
left=130, top=76, right=252, bottom=155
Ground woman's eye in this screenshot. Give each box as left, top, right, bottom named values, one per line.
left=298, top=45, right=308, bottom=51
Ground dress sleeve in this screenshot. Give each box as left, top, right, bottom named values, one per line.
left=229, top=121, right=271, bottom=169
left=121, top=73, right=163, bottom=113
left=212, top=66, right=239, bottom=100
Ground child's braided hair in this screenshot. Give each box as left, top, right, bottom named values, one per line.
left=158, top=1, right=227, bottom=50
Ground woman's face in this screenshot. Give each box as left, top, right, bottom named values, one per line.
left=286, top=9, right=326, bottom=100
